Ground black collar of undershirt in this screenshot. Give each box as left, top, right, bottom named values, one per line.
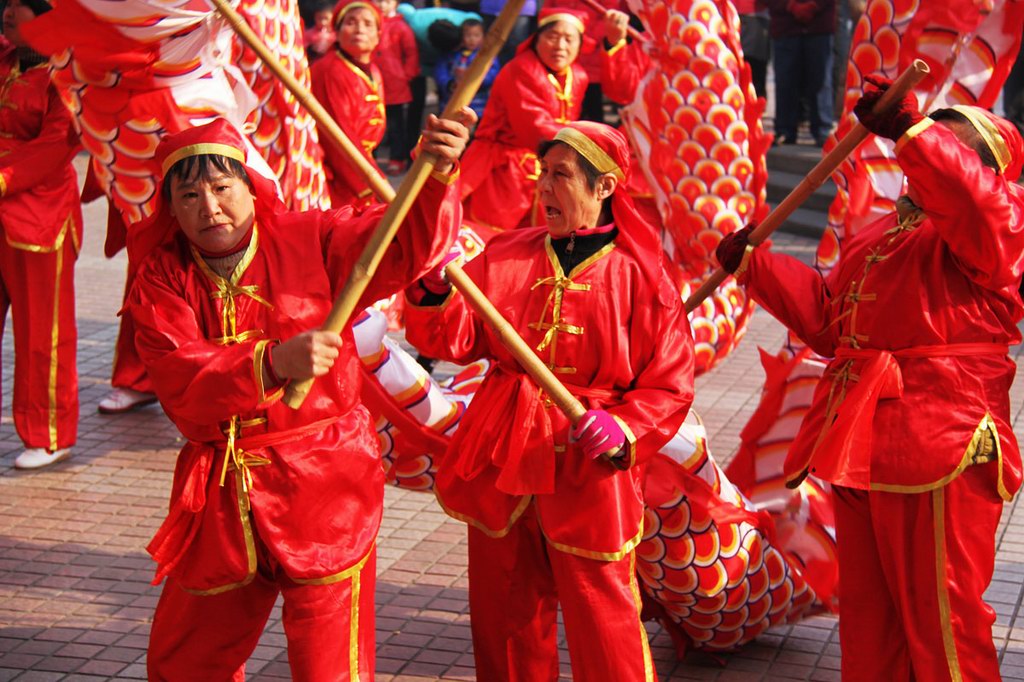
left=550, top=227, right=618, bottom=275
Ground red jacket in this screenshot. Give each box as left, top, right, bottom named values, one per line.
left=0, top=43, right=82, bottom=252
left=461, top=49, right=588, bottom=231
left=310, top=49, right=386, bottom=208
left=375, top=15, right=419, bottom=105
left=406, top=226, right=694, bottom=558
left=131, top=174, right=461, bottom=593
left=742, top=120, right=1024, bottom=498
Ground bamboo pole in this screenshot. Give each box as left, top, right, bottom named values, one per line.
left=210, top=0, right=393, bottom=201
left=281, top=0, right=527, bottom=408
left=445, top=263, right=589, bottom=423
left=684, top=59, right=931, bottom=314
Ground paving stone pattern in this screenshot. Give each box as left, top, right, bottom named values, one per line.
left=1, top=159, right=1024, bottom=680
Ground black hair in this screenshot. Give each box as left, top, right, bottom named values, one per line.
left=21, top=0, right=52, bottom=15
left=929, top=108, right=1000, bottom=172
left=161, top=154, right=253, bottom=199
left=461, top=18, right=484, bottom=33
left=427, top=19, right=462, bottom=53
left=537, top=139, right=603, bottom=189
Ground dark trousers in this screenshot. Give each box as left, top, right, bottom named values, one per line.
left=773, top=33, right=834, bottom=141
left=385, top=102, right=411, bottom=162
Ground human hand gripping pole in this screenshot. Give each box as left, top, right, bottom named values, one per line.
left=207, top=0, right=527, bottom=408
left=684, top=59, right=930, bottom=314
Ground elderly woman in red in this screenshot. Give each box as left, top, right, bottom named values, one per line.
left=130, top=113, right=470, bottom=681
left=310, top=0, right=386, bottom=209
left=406, top=121, right=694, bottom=681
left=460, top=7, right=590, bottom=234
left=717, top=79, right=1024, bottom=681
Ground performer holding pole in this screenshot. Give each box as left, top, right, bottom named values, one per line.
left=405, top=121, right=695, bottom=681
left=715, top=77, right=1024, bottom=680
left=132, top=112, right=470, bottom=680
left=685, top=59, right=929, bottom=313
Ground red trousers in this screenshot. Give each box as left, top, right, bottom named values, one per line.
left=467, top=505, right=654, bottom=682
left=148, top=534, right=377, bottom=682
left=833, top=463, right=1003, bottom=681
left=0, top=233, right=77, bottom=450
left=112, top=263, right=151, bottom=392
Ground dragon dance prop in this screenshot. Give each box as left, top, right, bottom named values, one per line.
left=616, top=0, right=770, bottom=374
left=352, top=307, right=826, bottom=653
left=235, top=0, right=330, bottom=211
left=24, top=0, right=327, bottom=233
left=724, top=0, right=1024, bottom=617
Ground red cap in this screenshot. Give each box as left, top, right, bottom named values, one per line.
left=537, top=7, right=588, bottom=34
left=947, top=105, right=1024, bottom=182
left=127, top=119, right=285, bottom=263
left=332, top=0, right=382, bottom=30
left=549, top=121, right=675, bottom=305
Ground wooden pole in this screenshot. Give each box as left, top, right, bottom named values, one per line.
left=209, top=0, right=393, bottom=202
left=684, top=59, right=931, bottom=313
left=445, top=263, right=589, bottom=424
left=281, top=0, right=527, bottom=408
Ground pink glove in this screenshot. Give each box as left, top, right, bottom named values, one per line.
left=571, top=409, right=627, bottom=460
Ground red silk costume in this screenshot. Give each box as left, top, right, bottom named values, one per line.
left=460, top=48, right=588, bottom=231
left=310, top=48, right=386, bottom=209
left=0, top=41, right=82, bottom=452
left=407, top=121, right=694, bottom=681
left=130, top=121, right=460, bottom=681
left=740, top=117, right=1024, bottom=680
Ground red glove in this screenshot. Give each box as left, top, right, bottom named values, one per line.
left=715, top=223, right=755, bottom=274
left=853, top=75, right=924, bottom=141
left=571, top=409, right=627, bottom=460
left=786, top=0, right=817, bottom=22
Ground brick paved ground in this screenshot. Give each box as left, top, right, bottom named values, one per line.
left=1, top=156, right=1024, bottom=681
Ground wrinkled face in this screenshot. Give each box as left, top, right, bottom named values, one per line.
left=338, top=7, right=380, bottom=60
left=2, top=0, right=37, bottom=48
left=169, top=171, right=256, bottom=255
left=538, top=144, right=614, bottom=238
left=534, top=21, right=581, bottom=73
left=462, top=24, right=484, bottom=51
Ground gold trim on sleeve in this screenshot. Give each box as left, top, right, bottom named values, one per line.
left=430, top=165, right=460, bottom=185
left=894, top=118, right=934, bottom=155
left=606, top=38, right=627, bottom=57
left=733, top=244, right=755, bottom=279
left=613, top=414, right=638, bottom=469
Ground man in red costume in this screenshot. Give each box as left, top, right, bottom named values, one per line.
left=130, top=112, right=470, bottom=680
left=460, top=7, right=589, bottom=233
left=716, top=78, right=1024, bottom=680
left=0, top=0, right=82, bottom=469
left=311, top=0, right=386, bottom=209
left=406, top=121, right=694, bottom=681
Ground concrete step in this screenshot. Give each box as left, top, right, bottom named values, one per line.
left=766, top=169, right=836, bottom=214
left=764, top=143, right=833, bottom=238
left=774, top=206, right=830, bottom=238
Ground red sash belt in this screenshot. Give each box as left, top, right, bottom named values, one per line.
left=147, top=415, right=340, bottom=584
left=447, top=365, right=623, bottom=496
left=793, top=342, right=1008, bottom=488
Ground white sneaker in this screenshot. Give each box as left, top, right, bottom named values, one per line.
left=98, top=388, right=158, bottom=414
left=15, top=447, right=72, bottom=470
